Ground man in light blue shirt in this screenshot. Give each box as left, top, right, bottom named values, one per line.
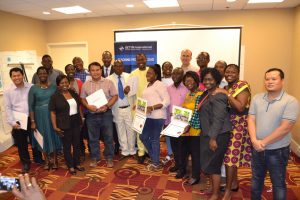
left=248, top=68, right=299, bottom=200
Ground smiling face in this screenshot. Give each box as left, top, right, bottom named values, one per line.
left=37, top=68, right=48, bottom=83
left=136, top=54, right=147, bottom=70
left=89, top=65, right=102, bottom=80
left=65, top=64, right=76, bottom=79
left=264, top=70, right=283, bottom=92
left=180, top=50, right=192, bottom=66
left=172, top=68, right=184, bottom=85
left=146, top=67, right=157, bottom=83
left=162, top=62, right=173, bottom=78
left=58, top=77, right=70, bottom=91
left=203, top=72, right=218, bottom=91
left=73, top=57, right=84, bottom=71
left=184, top=76, right=197, bottom=92
left=41, top=56, right=53, bottom=70
left=11, top=71, right=24, bottom=87
left=225, top=65, right=239, bottom=84
left=196, top=52, right=210, bottom=69
left=102, top=52, right=112, bottom=67
left=113, top=60, right=124, bottom=76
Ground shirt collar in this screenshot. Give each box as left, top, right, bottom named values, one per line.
left=12, top=82, right=31, bottom=90
left=263, top=90, right=285, bottom=102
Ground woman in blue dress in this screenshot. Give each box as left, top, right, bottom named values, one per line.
left=29, top=66, right=62, bottom=170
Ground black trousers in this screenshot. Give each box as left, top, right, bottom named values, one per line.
left=61, top=115, right=80, bottom=168
left=170, top=136, right=184, bottom=170
left=180, top=136, right=201, bottom=179
left=12, top=118, right=42, bottom=165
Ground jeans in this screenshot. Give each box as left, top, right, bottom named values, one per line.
left=251, top=145, right=290, bottom=200
left=86, top=110, right=114, bottom=161
left=140, top=118, right=164, bottom=165
left=166, top=136, right=173, bottom=156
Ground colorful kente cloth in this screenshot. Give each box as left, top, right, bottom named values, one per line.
left=224, top=80, right=252, bottom=167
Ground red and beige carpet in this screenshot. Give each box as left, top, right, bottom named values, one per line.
left=1, top=143, right=300, bottom=200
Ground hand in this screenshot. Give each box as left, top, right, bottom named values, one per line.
left=146, top=106, right=153, bottom=114
left=13, top=123, right=21, bottom=130
left=54, top=127, right=64, bottom=137
left=132, top=105, right=136, bottom=111
left=30, top=122, right=36, bottom=130
left=183, top=125, right=191, bottom=134
left=212, top=88, right=228, bottom=96
left=209, top=138, right=218, bottom=151
left=87, top=105, right=98, bottom=112
left=252, top=139, right=265, bottom=152
left=98, top=105, right=108, bottom=112
left=124, top=86, right=130, bottom=95
left=12, top=174, right=46, bottom=200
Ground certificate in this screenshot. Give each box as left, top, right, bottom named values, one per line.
left=126, top=76, right=138, bottom=97
left=132, top=98, right=147, bottom=134
left=12, top=111, right=28, bottom=130
left=132, top=114, right=146, bottom=134
left=86, top=89, right=108, bottom=109
left=161, top=106, right=193, bottom=137
left=136, top=98, right=147, bottom=115
left=34, top=129, right=44, bottom=149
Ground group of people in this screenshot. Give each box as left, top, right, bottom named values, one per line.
left=3, top=48, right=299, bottom=200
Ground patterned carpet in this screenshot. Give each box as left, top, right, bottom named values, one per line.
left=1, top=143, right=300, bottom=200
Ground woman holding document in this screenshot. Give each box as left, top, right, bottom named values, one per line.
left=49, top=75, right=85, bottom=175
left=179, top=71, right=203, bottom=185
left=29, top=67, right=62, bottom=170
left=140, top=64, right=170, bottom=172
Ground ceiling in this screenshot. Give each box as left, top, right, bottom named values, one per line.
left=0, top=0, right=299, bottom=21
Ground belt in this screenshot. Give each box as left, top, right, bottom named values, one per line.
left=119, top=105, right=130, bottom=109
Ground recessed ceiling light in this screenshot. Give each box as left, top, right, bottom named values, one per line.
left=126, top=4, right=134, bottom=8
left=143, top=0, right=179, bottom=8
left=248, top=0, right=284, bottom=3
left=43, top=11, right=51, bottom=15
left=52, top=5, right=91, bottom=14
left=227, top=0, right=236, bottom=2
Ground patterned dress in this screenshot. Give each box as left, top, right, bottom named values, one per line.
left=223, top=80, right=252, bottom=167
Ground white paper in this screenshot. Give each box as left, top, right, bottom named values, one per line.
left=126, top=76, right=138, bottom=97
left=12, top=111, right=28, bottom=130
left=161, top=106, right=193, bottom=138
left=132, top=114, right=146, bottom=134
left=136, top=97, right=147, bottom=115
left=86, top=89, right=108, bottom=109
left=34, top=129, right=43, bottom=149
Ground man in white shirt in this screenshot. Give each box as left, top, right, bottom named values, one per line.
left=108, top=60, right=136, bottom=159
left=180, top=49, right=198, bottom=74
left=4, top=67, right=43, bottom=173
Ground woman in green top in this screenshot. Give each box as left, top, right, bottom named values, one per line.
left=29, top=67, right=62, bottom=170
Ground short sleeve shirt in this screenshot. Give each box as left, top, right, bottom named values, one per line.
left=249, top=90, right=299, bottom=149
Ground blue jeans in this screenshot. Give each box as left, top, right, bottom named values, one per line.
left=140, top=118, right=164, bottom=165
left=166, top=136, right=173, bottom=156
left=251, top=145, right=290, bottom=200
left=86, top=110, right=114, bottom=161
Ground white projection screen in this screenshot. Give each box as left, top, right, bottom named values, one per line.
left=114, top=27, right=242, bottom=71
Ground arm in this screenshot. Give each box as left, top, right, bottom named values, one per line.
left=3, top=91, right=20, bottom=129
left=261, top=119, right=295, bottom=147
left=81, top=98, right=97, bottom=112
left=50, top=111, right=64, bottom=137
left=28, top=88, right=36, bottom=130
left=247, top=114, right=264, bottom=151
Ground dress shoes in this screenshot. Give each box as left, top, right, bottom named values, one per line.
left=175, top=171, right=186, bottom=179
left=75, top=166, right=85, bottom=172
left=184, top=178, right=200, bottom=186
left=169, top=166, right=178, bottom=173
left=137, top=155, right=146, bottom=164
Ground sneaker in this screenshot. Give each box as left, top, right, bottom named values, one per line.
left=89, top=159, right=98, bottom=167
left=145, top=163, right=162, bottom=172
left=162, top=155, right=171, bottom=165
left=107, top=159, right=114, bottom=168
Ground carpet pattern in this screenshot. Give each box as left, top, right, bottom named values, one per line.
left=1, top=144, right=300, bottom=200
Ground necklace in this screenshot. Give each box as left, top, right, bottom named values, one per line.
left=39, top=84, right=48, bottom=89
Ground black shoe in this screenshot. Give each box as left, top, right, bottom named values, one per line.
left=137, top=155, right=145, bottom=164
left=175, top=170, right=186, bottom=179
left=22, top=163, right=30, bottom=173
left=34, top=158, right=45, bottom=165
left=184, top=178, right=200, bottom=186
left=169, top=166, right=178, bottom=173
left=69, top=168, right=76, bottom=175
left=220, top=185, right=239, bottom=192
left=75, top=166, right=85, bottom=172
left=119, top=154, right=129, bottom=161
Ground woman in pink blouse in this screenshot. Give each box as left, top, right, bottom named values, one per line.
left=140, top=64, right=170, bottom=171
